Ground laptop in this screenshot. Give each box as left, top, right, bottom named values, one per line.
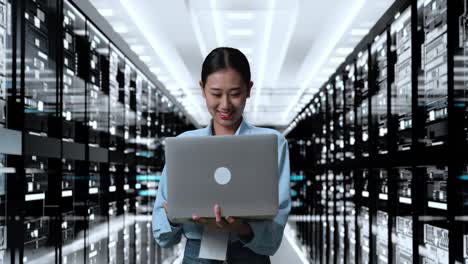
left=165, top=134, right=279, bottom=223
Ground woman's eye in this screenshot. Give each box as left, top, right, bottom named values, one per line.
left=230, top=93, right=240, bottom=97
left=212, top=94, right=221, bottom=97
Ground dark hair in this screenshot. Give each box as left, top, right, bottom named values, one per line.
left=201, top=47, right=251, bottom=87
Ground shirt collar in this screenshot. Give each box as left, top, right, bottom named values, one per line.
left=204, top=117, right=251, bottom=136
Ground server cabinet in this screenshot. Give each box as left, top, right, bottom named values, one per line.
left=334, top=78, right=345, bottom=162
left=418, top=0, right=449, bottom=147
left=334, top=171, right=345, bottom=264
left=1, top=1, right=20, bottom=262
left=22, top=0, right=62, bottom=262
left=455, top=1, right=468, bottom=263
left=356, top=51, right=370, bottom=158
left=108, top=45, right=125, bottom=264
left=344, top=170, right=357, bottom=264
left=286, top=0, right=468, bottom=263
left=320, top=92, right=328, bottom=166
left=61, top=3, right=87, bottom=263
left=393, top=167, right=413, bottom=264
left=344, top=64, right=356, bottom=161
left=418, top=165, right=449, bottom=264
left=0, top=0, right=197, bottom=263
left=391, top=7, right=413, bottom=151
left=79, top=21, right=109, bottom=264
left=326, top=171, right=335, bottom=264
left=375, top=169, right=390, bottom=264
left=371, top=31, right=390, bottom=155
left=327, top=86, right=335, bottom=164
left=357, top=169, right=371, bottom=264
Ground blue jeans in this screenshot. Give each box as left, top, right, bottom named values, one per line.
left=182, top=239, right=271, bottom=264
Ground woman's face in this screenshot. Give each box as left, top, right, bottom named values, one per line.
left=200, top=68, right=253, bottom=129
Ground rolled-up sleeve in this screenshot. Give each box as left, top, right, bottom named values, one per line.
left=152, top=166, right=183, bottom=247
left=242, top=135, right=291, bottom=256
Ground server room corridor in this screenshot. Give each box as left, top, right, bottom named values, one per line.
left=0, top=0, right=467, bottom=263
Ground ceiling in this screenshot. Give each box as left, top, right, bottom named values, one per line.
left=88, top=0, right=394, bottom=129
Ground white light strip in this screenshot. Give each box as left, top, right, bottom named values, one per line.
left=428, top=201, right=447, bottom=210
left=210, top=0, right=223, bottom=46
left=379, top=193, right=388, bottom=200
left=89, top=250, right=97, bottom=258
left=62, top=190, right=73, bottom=197
left=25, top=193, right=45, bottom=201
left=284, top=0, right=366, bottom=122
left=362, top=191, right=369, bottom=197
left=109, top=186, right=116, bottom=192
left=0, top=167, right=16, bottom=173
left=187, top=1, right=208, bottom=56
left=399, top=197, right=412, bottom=204
left=119, top=0, right=203, bottom=122
left=89, top=187, right=98, bottom=194
left=228, top=29, right=254, bottom=36
left=226, top=12, right=255, bottom=20
left=253, top=0, right=276, bottom=119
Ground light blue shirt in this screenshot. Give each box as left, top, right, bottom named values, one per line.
left=152, top=118, right=291, bottom=256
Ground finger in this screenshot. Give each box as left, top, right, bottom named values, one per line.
left=191, top=214, right=208, bottom=225
left=162, top=202, right=168, bottom=214
left=225, top=216, right=236, bottom=225
left=214, top=204, right=222, bottom=224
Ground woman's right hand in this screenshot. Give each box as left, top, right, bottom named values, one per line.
left=163, top=202, right=169, bottom=215
left=163, top=202, right=180, bottom=226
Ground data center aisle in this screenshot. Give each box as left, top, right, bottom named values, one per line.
left=168, top=222, right=310, bottom=264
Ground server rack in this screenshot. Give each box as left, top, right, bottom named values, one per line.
left=0, top=1, right=195, bottom=263
left=286, top=0, right=468, bottom=263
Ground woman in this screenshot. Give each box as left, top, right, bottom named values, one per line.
left=152, top=47, right=291, bottom=263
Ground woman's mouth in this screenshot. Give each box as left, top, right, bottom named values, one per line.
left=218, top=111, right=233, bottom=120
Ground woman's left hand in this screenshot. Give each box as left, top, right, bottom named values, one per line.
left=191, top=204, right=253, bottom=238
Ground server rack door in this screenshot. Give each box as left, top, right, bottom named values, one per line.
left=22, top=0, right=62, bottom=263
left=418, top=165, right=449, bottom=264
left=344, top=63, right=357, bottom=161
left=375, top=169, right=390, bottom=264
left=418, top=0, right=449, bottom=148
left=85, top=21, right=109, bottom=264
left=371, top=31, right=390, bottom=155
left=335, top=171, right=345, bottom=264
left=391, top=7, right=413, bottom=151
left=453, top=0, right=468, bottom=262
left=61, top=2, right=87, bottom=263
left=345, top=170, right=357, bottom=264
left=108, top=45, right=126, bottom=264
left=1, top=0, right=21, bottom=263
left=356, top=51, right=370, bottom=158
left=393, top=167, right=413, bottom=264
left=357, top=169, right=370, bottom=264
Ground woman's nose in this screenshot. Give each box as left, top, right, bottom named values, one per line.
left=220, top=95, right=231, bottom=109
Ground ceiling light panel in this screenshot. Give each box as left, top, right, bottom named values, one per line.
left=227, top=29, right=255, bottom=37
left=226, top=12, right=255, bottom=20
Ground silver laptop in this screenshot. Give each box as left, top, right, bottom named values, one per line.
left=165, top=134, right=278, bottom=223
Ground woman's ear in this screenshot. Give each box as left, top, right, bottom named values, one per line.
left=199, top=80, right=206, bottom=98
left=246, top=81, right=253, bottom=98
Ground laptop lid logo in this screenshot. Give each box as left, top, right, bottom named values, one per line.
left=214, top=167, right=231, bottom=185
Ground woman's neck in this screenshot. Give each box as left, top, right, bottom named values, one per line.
left=211, top=119, right=242, bottom=136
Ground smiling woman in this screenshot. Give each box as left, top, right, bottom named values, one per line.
left=199, top=47, right=253, bottom=135
left=152, top=47, right=292, bottom=264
